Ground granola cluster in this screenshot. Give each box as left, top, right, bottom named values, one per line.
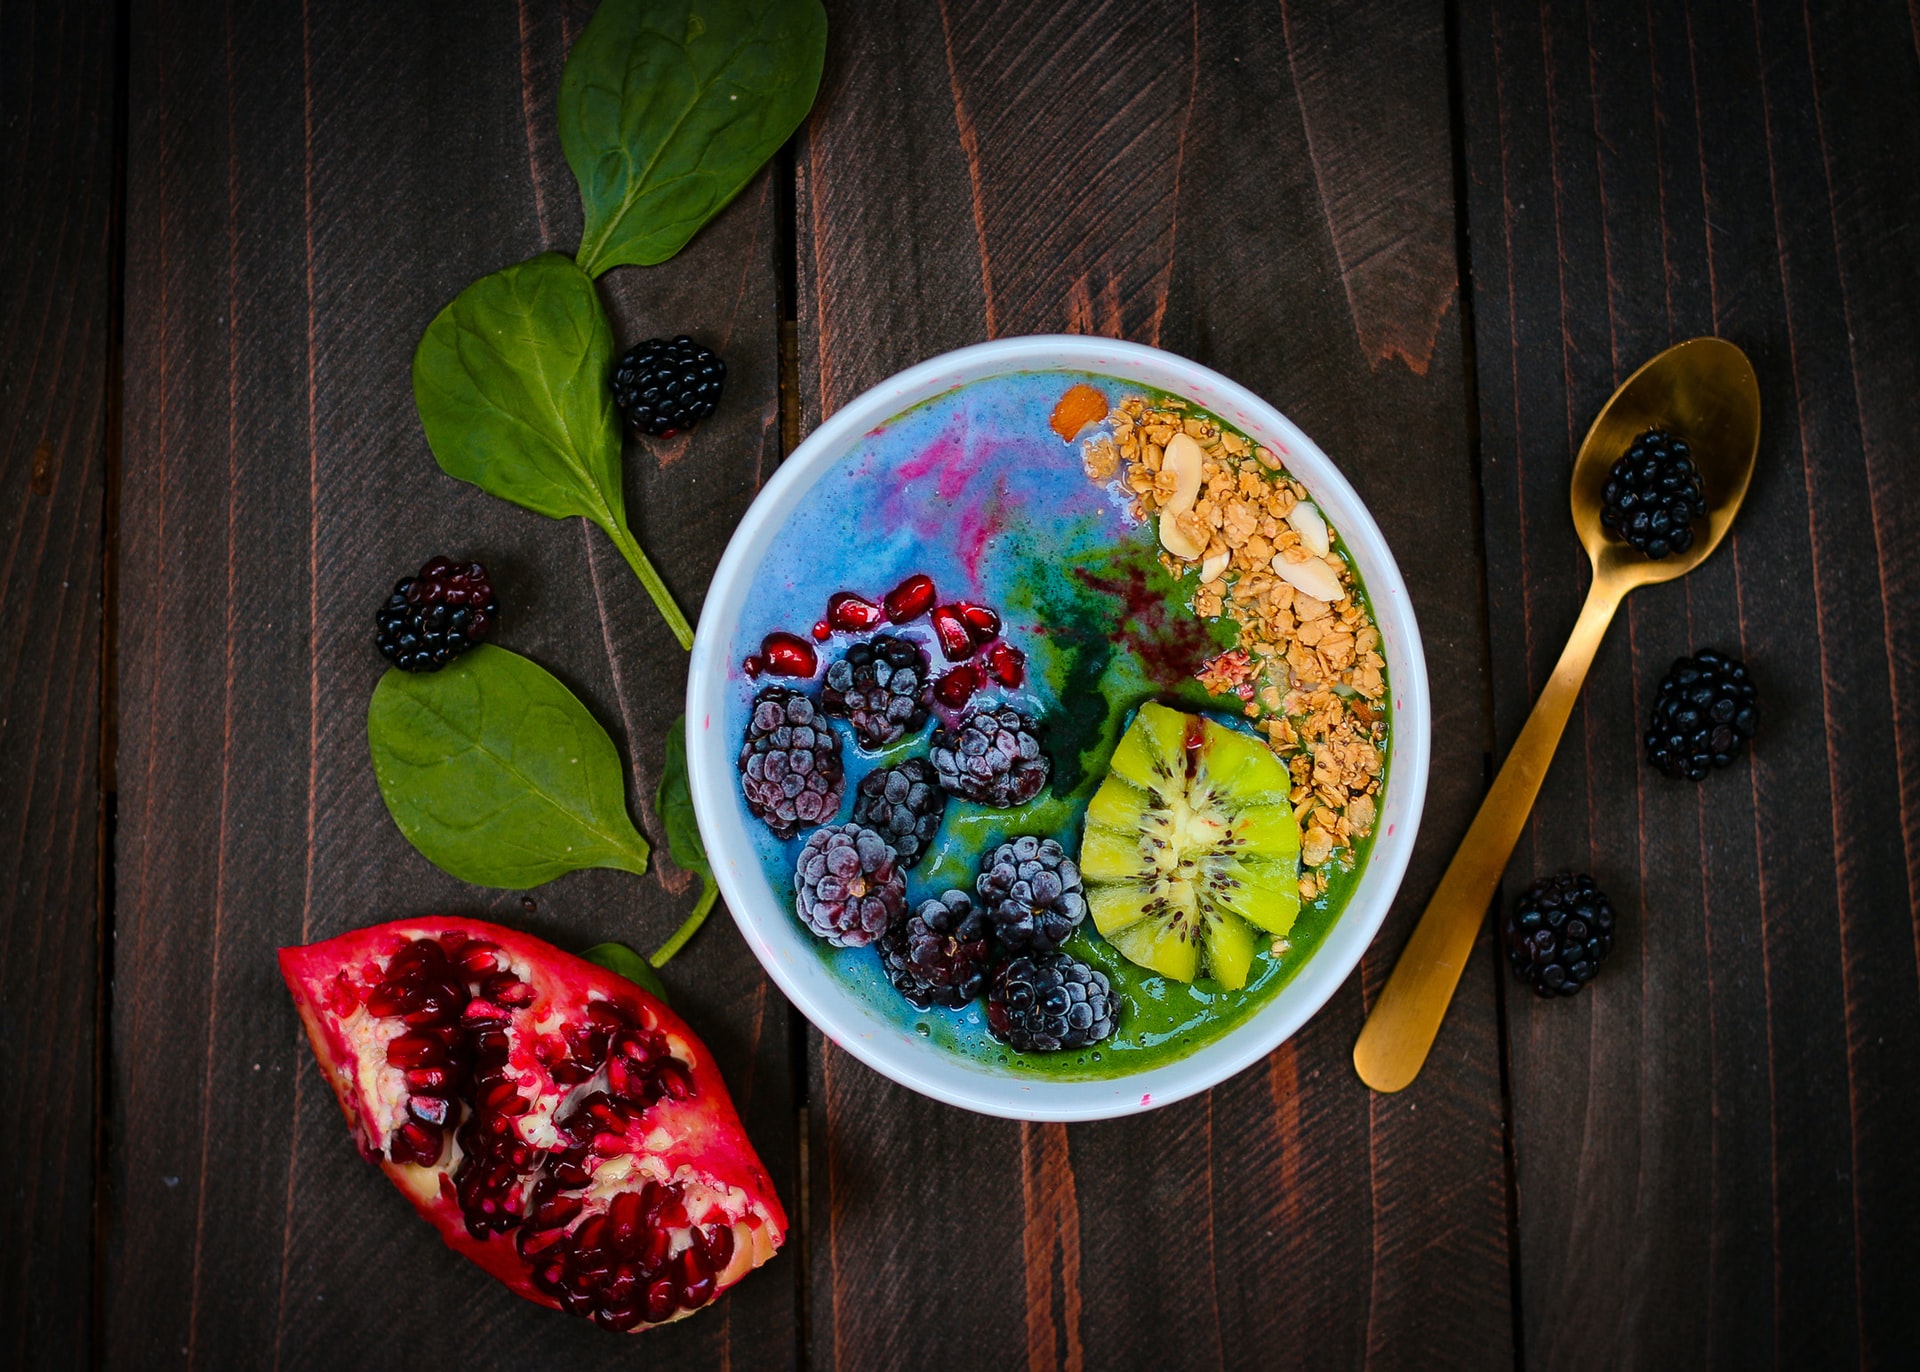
left=1088, top=395, right=1388, bottom=898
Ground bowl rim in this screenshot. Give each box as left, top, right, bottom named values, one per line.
left=687, top=335, right=1430, bottom=1121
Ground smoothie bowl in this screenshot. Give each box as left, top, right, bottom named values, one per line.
left=686, top=337, right=1428, bottom=1120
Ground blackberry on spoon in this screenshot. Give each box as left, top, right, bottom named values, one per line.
left=1599, top=429, right=1707, bottom=558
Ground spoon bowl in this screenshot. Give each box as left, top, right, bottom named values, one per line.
left=1573, top=336, right=1761, bottom=590
left=1353, top=336, right=1760, bottom=1093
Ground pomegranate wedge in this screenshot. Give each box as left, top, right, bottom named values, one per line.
left=279, top=917, right=786, bottom=1332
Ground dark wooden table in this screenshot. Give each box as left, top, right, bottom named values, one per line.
left=6, top=1, right=1917, bottom=1367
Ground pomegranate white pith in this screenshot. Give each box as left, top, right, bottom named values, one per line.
left=280, top=918, right=786, bottom=1332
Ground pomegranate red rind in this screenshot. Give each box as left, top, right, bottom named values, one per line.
left=279, top=917, right=786, bottom=1332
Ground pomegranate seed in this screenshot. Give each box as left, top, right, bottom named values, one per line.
left=758, top=632, right=817, bottom=677
left=385, top=1031, right=447, bottom=1068
left=324, top=973, right=360, bottom=1016
left=883, top=573, right=936, bottom=623
left=742, top=655, right=764, bottom=677
left=586, top=1002, right=634, bottom=1031
left=365, top=985, right=414, bottom=1018
left=708, top=1222, right=736, bottom=1269
left=607, top=1191, right=644, bottom=1249
left=530, top=1193, right=583, bottom=1233
left=645, top=1279, right=678, bottom=1322
left=404, top=1066, right=451, bottom=1092
left=811, top=620, right=831, bottom=641
left=659, top=1064, right=694, bottom=1101
left=953, top=601, right=1001, bottom=643
left=985, top=641, right=1026, bottom=687
left=457, top=942, right=505, bottom=976
left=408, top=1094, right=451, bottom=1127
left=461, top=998, right=511, bottom=1027
left=402, top=984, right=465, bottom=1026
left=826, top=591, right=885, bottom=632
left=934, top=664, right=983, bottom=708
left=390, top=1120, right=444, bottom=1166
left=929, top=605, right=975, bottom=661
left=483, top=973, right=534, bottom=1007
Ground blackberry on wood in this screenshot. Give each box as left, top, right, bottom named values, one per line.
left=880, top=890, right=994, bottom=1009
left=793, top=824, right=906, bottom=948
left=930, top=706, right=1049, bottom=808
left=1645, top=649, right=1757, bottom=781
left=976, top=835, right=1087, bottom=954
left=738, top=688, right=844, bottom=839
left=1600, top=429, right=1707, bottom=558
left=610, top=336, right=725, bottom=438
left=987, top=953, right=1116, bottom=1053
left=821, top=634, right=932, bottom=750
left=1504, top=872, right=1616, bottom=998
left=849, top=758, right=947, bottom=868
left=375, top=556, right=499, bottom=673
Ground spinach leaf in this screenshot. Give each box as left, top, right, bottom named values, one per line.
left=561, top=0, right=827, bottom=275
left=368, top=645, right=651, bottom=889
left=581, top=941, right=671, bottom=1002
left=648, top=714, right=721, bottom=966
left=412, top=252, right=693, bottom=648
left=656, top=715, right=712, bottom=881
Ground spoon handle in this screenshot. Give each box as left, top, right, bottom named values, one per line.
left=1354, top=576, right=1625, bottom=1091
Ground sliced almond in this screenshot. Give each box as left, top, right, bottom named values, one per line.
left=1270, top=551, right=1343, bottom=603
left=1288, top=500, right=1329, bottom=556
left=1160, top=508, right=1206, bottom=561
left=1200, top=549, right=1230, bottom=582
left=1161, top=433, right=1205, bottom=511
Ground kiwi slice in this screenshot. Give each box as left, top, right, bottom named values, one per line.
left=1079, top=703, right=1300, bottom=990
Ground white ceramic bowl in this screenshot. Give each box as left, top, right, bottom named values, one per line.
left=687, top=336, right=1429, bottom=1121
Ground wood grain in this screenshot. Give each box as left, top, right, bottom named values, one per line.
left=109, top=1, right=790, bottom=1366
left=1458, top=0, right=1920, bottom=1364
left=798, top=3, right=1510, bottom=1368
left=0, top=1, right=117, bottom=1366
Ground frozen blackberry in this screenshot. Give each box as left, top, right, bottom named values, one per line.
left=375, top=556, right=499, bottom=672
left=738, top=688, right=844, bottom=839
left=609, top=335, right=725, bottom=438
left=793, top=824, right=905, bottom=948
left=930, top=706, right=1049, bottom=808
left=821, top=634, right=932, bottom=750
left=976, top=835, right=1087, bottom=954
left=880, top=890, right=994, bottom=1009
left=1504, top=872, right=1616, bottom=998
left=1645, top=649, right=1758, bottom=780
left=849, top=758, right=947, bottom=868
left=987, top=953, right=1116, bottom=1053
left=1600, top=429, right=1707, bottom=558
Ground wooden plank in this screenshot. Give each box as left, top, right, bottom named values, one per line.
left=0, top=0, right=117, bottom=1365
left=798, top=3, right=1510, bottom=1367
left=109, top=1, right=791, bottom=1365
left=1458, top=0, right=1920, bottom=1363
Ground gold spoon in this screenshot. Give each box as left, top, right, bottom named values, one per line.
left=1353, top=337, right=1761, bottom=1092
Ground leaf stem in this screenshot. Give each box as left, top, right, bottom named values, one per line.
left=603, top=517, right=695, bottom=650
left=649, top=879, right=719, bottom=968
